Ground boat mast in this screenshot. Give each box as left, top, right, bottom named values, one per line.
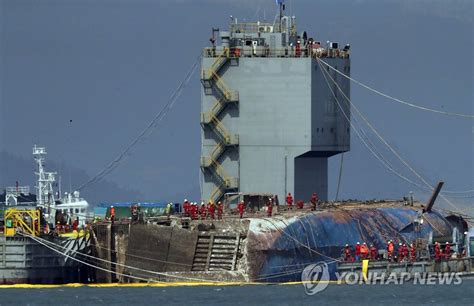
left=33, top=145, right=56, bottom=212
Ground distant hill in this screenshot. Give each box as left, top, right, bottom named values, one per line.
left=0, top=151, right=141, bottom=206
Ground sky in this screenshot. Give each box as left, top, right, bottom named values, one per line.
left=0, top=0, right=472, bottom=211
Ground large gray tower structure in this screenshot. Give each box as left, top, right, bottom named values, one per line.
left=200, top=8, right=350, bottom=203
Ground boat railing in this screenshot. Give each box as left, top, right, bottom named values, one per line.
left=5, top=186, right=30, bottom=195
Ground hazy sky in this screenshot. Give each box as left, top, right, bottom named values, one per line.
left=1, top=0, right=472, bottom=211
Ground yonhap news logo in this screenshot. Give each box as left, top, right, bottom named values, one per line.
left=300, top=261, right=463, bottom=295
left=301, top=262, right=330, bottom=295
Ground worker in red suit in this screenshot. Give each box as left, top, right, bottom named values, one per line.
left=402, top=243, right=409, bottom=262
left=296, top=200, right=304, bottom=209
left=370, top=244, right=378, bottom=260
left=295, top=40, right=301, bottom=57
left=217, top=201, right=223, bottom=220
left=237, top=201, right=245, bottom=219
left=72, top=218, right=79, bottom=231
left=444, top=242, right=451, bottom=260
left=191, top=203, right=198, bottom=220
left=286, top=193, right=293, bottom=210
left=434, top=242, right=442, bottom=261
left=208, top=201, right=215, bottom=219
left=267, top=198, right=273, bottom=217
left=344, top=244, right=352, bottom=262
left=310, top=193, right=318, bottom=211
left=410, top=243, right=417, bottom=261
left=355, top=242, right=361, bottom=261
left=404, top=244, right=410, bottom=259
left=110, top=205, right=116, bottom=223
left=397, top=243, right=404, bottom=262
left=183, top=199, right=190, bottom=217
left=387, top=240, right=394, bottom=261
left=200, top=202, right=207, bottom=220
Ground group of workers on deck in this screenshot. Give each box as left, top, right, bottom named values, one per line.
left=343, top=240, right=465, bottom=262
left=285, top=192, right=320, bottom=211
left=179, top=192, right=320, bottom=220
left=182, top=200, right=224, bottom=220
left=105, top=191, right=322, bottom=224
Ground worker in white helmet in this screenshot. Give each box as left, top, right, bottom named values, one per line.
left=355, top=242, right=361, bottom=261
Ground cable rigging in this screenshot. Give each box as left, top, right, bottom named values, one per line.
left=318, top=59, right=474, bottom=119
left=75, top=55, right=201, bottom=191
left=317, top=58, right=472, bottom=216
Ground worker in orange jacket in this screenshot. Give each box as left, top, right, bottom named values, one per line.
left=360, top=242, right=369, bottom=259
left=296, top=200, right=304, bottom=209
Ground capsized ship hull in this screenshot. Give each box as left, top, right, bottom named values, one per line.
left=90, top=203, right=467, bottom=284
left=246, top=206, right=456, bottom=282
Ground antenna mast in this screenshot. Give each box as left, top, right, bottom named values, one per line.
left=33, top=145, right=56, bottom=211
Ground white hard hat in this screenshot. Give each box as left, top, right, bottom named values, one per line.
left=357, top=242, right=360, bottom=244
left=111, top=205, right=114, bottom=208
left=184, top=199, right=188, bottom=202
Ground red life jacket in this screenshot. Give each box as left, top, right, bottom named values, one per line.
left=355, top=244, right=361, bottom=256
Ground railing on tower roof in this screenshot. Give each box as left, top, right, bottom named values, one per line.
left=202, top=47, right=350, bottom=59
left=229, top=22, right=274, bottom=34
